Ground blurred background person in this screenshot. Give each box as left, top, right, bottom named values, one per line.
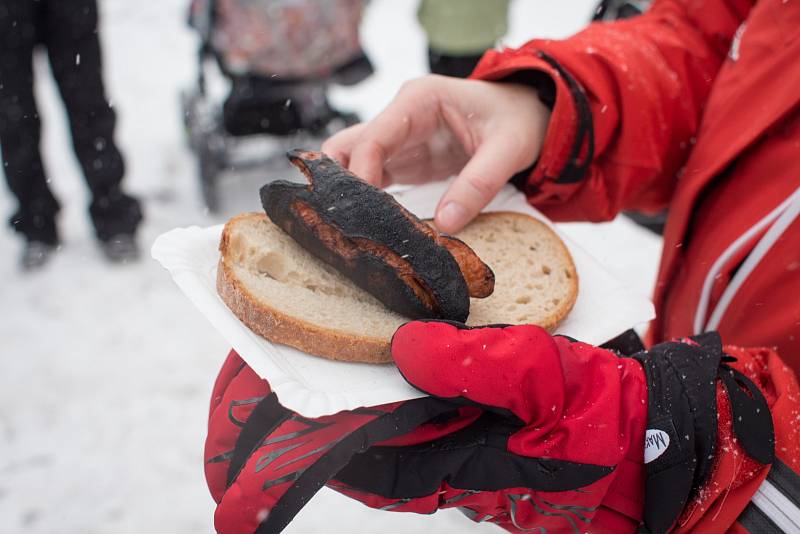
left=418, top=0, right=510, bottom=79
left=0, top=0, right=142, bottom=270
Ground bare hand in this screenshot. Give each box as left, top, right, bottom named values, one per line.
left=322, top=75, right=550, bottom=233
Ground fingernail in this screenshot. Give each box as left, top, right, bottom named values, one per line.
left=437, top=201, right=467, bottom=232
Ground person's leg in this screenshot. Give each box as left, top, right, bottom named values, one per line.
left=0, top=0, right=60, bottom=247
left=43, top=0, right=141, bottom=246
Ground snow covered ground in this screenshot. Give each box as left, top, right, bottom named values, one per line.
left=0, top=1, right=662, bottom=533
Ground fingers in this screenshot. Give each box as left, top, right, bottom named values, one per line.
left=322, top=76, right=545, bottom=212
left=324, top=120, right=410, bottom=187
left=322, top=123, right=366, bottom=168
left=345, top=95, right=421, bottom=186
left=434, top=134, right=527, bottom=233
left=433, top=82, right=548, bottom=232
left=324, top=78, right=444, bottom=186
left=323, top=120, right=432, bottom=187
left=348, top=139, right=390, bottom=188
left=322, top=114, right=407, bottom=187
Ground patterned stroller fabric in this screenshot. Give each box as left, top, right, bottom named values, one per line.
left=190, top=0, right=366, bottom=79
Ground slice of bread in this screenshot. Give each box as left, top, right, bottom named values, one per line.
left=217, top=211, right=578, bottom=364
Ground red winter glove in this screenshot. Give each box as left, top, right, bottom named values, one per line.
left=377, top=322, right=774, bottom=533
left=362, top=321, right=650, bottom=532
left=204, top=323, right=776, bottom=534
left=204, top=323, right=650, bottom=533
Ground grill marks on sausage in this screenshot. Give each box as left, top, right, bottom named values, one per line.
left=291, top=201, right=441, bottom=315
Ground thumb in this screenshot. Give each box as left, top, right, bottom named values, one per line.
left=434, top=136, right=531, bottom=233
left=390, top=321, right=564, bottom=424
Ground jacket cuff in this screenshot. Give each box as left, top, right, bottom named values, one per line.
left=470, top=47, right=594, bottom=193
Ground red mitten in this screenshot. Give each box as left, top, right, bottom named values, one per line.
left=350, top=321, right=651, bottom=532
left=337, top=323, right=773, bottom=533
left=204, top=325, right=777, bottom=533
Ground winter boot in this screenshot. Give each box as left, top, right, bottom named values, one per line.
left=21, top=240, right=58, bottom=271
left=99, top=233, right=140, bottom=264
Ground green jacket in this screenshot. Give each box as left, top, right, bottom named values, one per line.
left=418, top=0, right=510, bottom=56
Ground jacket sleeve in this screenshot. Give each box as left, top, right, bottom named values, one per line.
left=470, top=0, right=752, bottom=222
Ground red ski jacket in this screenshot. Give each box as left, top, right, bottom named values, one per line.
left=469, top=0, right=800, bottom=530
left=472, top=0, right=800, bottom=368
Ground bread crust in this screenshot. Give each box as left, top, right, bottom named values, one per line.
left=217, top=213, right=393, bottom=364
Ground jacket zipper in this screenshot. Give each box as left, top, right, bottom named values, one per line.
left=694, top=186, right=800, bottom=334
left=752, top=479, right=800, bottom=533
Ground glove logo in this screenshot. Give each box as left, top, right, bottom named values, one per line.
left=644, top=429, right=670, bottom=464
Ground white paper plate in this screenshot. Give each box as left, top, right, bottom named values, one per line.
left=152, top=182, right=654, bottom=417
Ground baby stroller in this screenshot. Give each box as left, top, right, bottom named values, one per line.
left=183, top=0, right=371, bottom=212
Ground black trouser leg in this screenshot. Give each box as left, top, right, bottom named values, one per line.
left=0, top=0, right=60, bottom=243
left=43, top=0, right=141, bottom=241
